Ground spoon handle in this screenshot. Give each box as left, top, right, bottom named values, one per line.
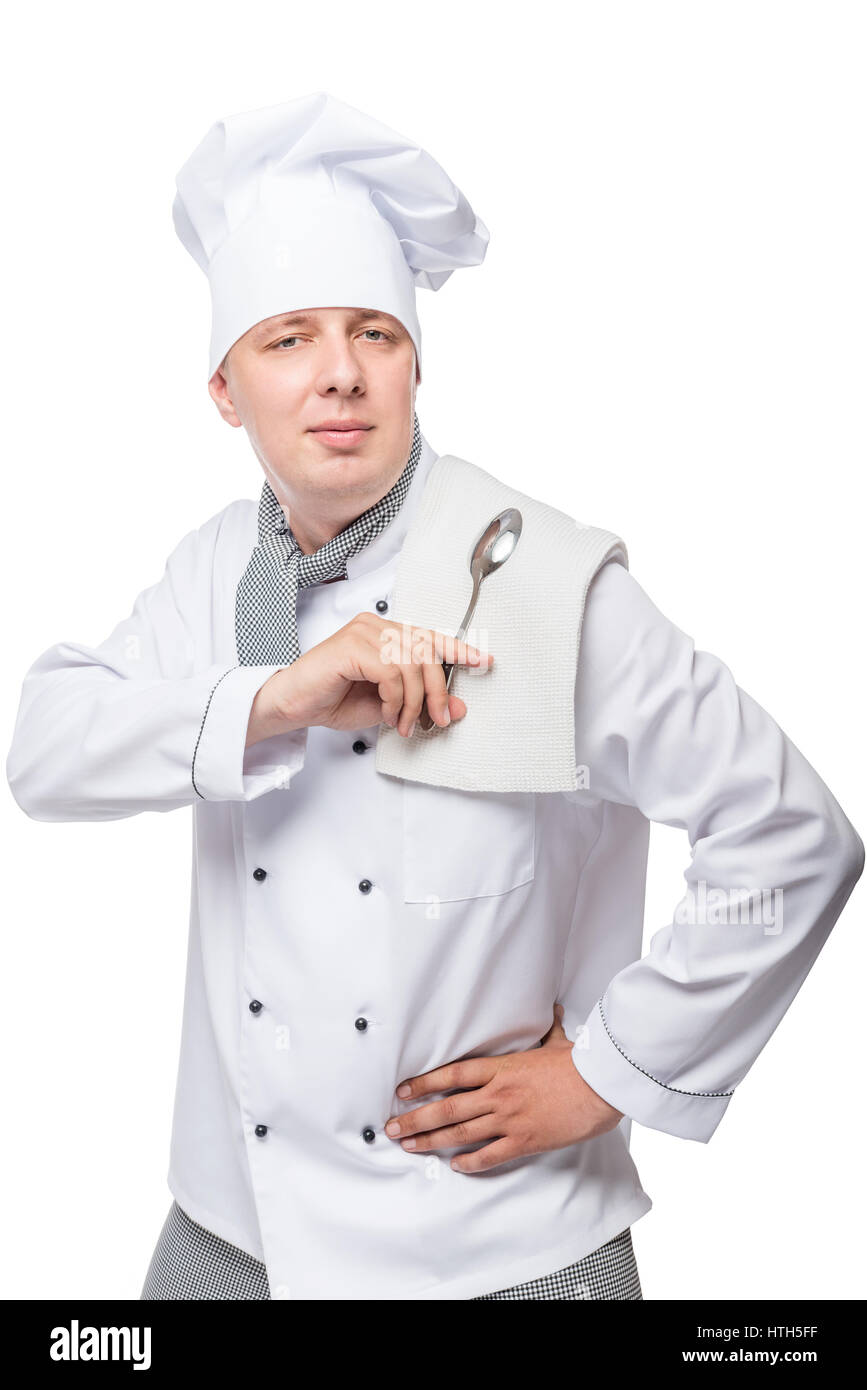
left=418, top=576, right=481, bottom=730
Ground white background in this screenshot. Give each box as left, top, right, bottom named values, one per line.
left=1, top=0, right=864, bottom=1300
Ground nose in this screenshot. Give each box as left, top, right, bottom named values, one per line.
left=315, top=334, right=365, bottom=395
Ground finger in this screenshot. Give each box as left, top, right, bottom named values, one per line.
left=386, top=1088, right=494, bottom=1140
left=451, top=1137, right=520, bottom=1174
left=373, top=625, right=429, bottom=730
left=420, top=654, right=453, bottom=727
left=419, top=687, right=468, bottom=730
left=396, top=1112, right=501, bottom=1153
left=375, top=669, right=406, bottom=729
left=397, top=625, right=477, bottom=735
left=395, top=1056, right=497, bottom=1099
left=396, top=635, right=429, bottom=736
left=432, top=631, right=494, bottom=670
left=421, top=632, right=491, bottom=726
left=368, top=621, right=421, bottom=729
left=379, top=625, right=491, bottom=731
left=394, top=623, right=492, bottom=672
left=381, top=625, right=433, bottom=736
left=367, top=615, right=492, bottom=674
left=356, top=622, right=409, bottom=728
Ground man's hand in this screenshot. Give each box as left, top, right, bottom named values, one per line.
left=246, top=612, right=493, bottom=747
left=384, top=1004, right=625, bottom=1173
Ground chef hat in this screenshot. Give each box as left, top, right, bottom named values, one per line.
left=172, top=91, right=490, bottom=382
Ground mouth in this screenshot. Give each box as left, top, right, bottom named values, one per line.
left=309, top=425, right=373, bottom=448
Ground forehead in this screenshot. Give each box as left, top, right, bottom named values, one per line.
left=249, top=307, right=402, bottom=338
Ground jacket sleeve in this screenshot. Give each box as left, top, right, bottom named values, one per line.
left=5, top=513, right=307, bottom=821
left=569, top=558, right=865, bottom=1142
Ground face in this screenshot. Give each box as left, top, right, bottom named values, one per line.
left=208, top=305, right=420, bottom=550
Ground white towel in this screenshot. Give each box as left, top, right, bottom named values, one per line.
left=374, top=453, right=627, bottom=793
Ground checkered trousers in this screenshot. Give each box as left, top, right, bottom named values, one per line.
left=140, top=1200, right=642, bottom=1300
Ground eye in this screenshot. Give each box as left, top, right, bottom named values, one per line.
left=272, top=329, right=391, bottom=349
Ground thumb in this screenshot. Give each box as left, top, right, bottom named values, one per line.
left=541, top=1002, right=570, bottom=1046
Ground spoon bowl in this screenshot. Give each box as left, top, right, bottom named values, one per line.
left=417, top=507, right=523, bottom=730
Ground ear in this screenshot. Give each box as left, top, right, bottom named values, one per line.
left=208, top=366, right=242, bottom=428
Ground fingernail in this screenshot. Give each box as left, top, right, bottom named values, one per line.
left=408, top=720, right=416, bottom=738
left=442, top=709, right=450, bottom=725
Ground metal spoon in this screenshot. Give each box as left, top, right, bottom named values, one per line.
left=417, top=507, right=523, bottom=731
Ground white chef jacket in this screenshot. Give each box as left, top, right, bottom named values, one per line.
left=6, top=431, right=864, bottom=1300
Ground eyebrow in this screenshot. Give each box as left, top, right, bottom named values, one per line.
left=255, top=308, right=390, bottom=337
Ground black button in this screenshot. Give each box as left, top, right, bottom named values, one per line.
left=249, top=999, right=263, bottom=1014
left=362, top=1127, right=376, bottom=1143
left=358, top=879, right=372, bottom=894
left=352, top=739, right=367, bottom=754
left=355, top=1017, right=369, bottom=1031
left=254, top=1124, right=268, bottom=1138
left=375, top=599, right=388, bottom=614
left=253, top=867, right=267, bottom=882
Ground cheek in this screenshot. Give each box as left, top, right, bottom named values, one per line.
left=247, top=383, right=304, bottom=432
left=381, top=361, right=418, bottom=401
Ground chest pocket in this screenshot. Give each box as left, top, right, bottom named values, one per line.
left=402, top=779, right=536, bottom=904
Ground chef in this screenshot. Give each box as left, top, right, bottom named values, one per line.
left=6, top=92, right=864, bottom=1303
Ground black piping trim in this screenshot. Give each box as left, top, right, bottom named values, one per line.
left=597, top=996, right=735, bottom=1098
left=192, top=664, right=240, bottom=799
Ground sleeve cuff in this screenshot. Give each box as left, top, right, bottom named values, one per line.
left=571, top=995, right=734, bottom=1143
left=192, top=663, right=307, bottom=802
